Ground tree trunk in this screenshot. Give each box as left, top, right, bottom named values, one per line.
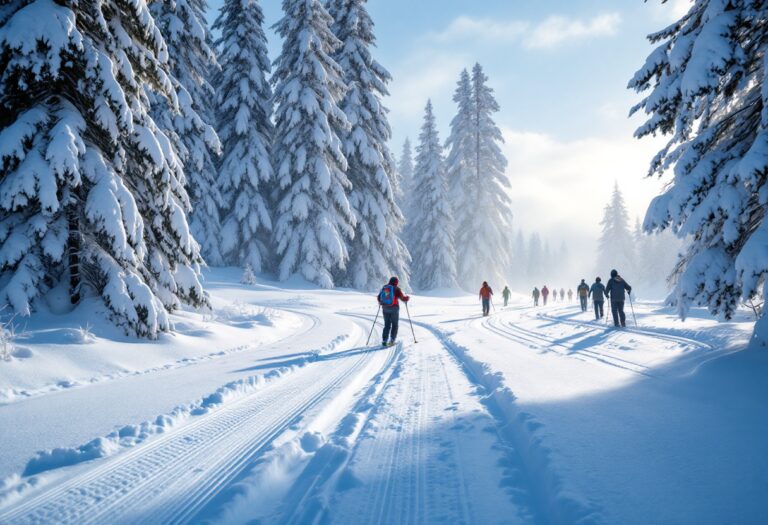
left=67, top=205, right=81, bottom=305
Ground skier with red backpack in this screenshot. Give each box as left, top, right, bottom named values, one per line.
left=378, top=277, right=410, bottom=347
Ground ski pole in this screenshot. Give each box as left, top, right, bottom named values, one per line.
left=404, top=301, right=417, bottom=343
left=366, top=304, right=381, bottom=346
left=628, top=293, right=638, bottom=328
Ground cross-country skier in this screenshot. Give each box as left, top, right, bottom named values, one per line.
left=589, top=277, right=606, bottom=320
left=605, top=269, right=632, bottom=327
left=502, top=286, right=511, bottom=307
left=377, top=277, right=409, bottom=346
left=532, top=287, right=540, bottom=306
left=567, top=289, right=573, bottom=302
left=577, top=279, right=590, bottom=312
left=559, top=288, right=565, bottom=301
left=479, top=282, right=494, bottom=316
left=541, top=285, right=550, bottom=305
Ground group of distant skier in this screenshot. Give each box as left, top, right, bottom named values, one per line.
left=372, top=269, right=634, bottom=348
left=531, top=270, right=633, bottom=327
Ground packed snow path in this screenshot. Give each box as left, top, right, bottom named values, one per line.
left=0, top=274, right=765, bottom=524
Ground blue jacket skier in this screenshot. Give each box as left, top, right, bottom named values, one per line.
left=605, top=270, right=632, bottom=327
left=378, top=277, right=409, bottom=346
left=589, top=277, right=606, bottom=320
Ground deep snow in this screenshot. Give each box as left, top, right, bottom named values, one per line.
left=0, top=268, right=766, bottom=524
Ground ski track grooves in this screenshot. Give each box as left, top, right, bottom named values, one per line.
left=0, top=338, right=389, bottom=524
left=481, top=315, right=655, bottom=378
left=413, top=317, right=602, bottom=525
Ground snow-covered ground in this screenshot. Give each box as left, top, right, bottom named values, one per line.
left=0, top=269, right=766, bottom=524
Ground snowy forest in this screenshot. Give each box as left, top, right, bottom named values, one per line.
left=1, top=2, right=768, bottom=524
left=0, top=0, right=764, bottom=331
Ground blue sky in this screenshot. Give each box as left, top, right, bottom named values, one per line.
left=206, top=0, right=691, bottom=252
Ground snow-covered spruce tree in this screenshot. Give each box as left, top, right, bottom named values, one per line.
left=0, top=0, right=206, bottom=337
left=446, top=64, right=513, bottom=288
left=150, top=0, right=223, bottom=265
left=397, top=138, right=414, bottom=211
left=597, top=183, right=636, bottom=278
left=410, top=101, right=456, bottom=290
left=630, top=1, right=768, bottom=329
left=399, top=137, right=419, bottom=250
left=271, top=0, right=354, bottom=287
left=327, top=0, right=410, bottom=290
left=213, top=0, right=273, bottom=273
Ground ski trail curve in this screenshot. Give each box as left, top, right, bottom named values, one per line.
left=0, top=341, right=396, bottom=525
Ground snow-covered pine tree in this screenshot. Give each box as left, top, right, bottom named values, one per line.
left=630, top=1, right=768, bottom=328
left=213, top=0, right=274, bottom=273
left=328, top=0, right=410, bottom=290
left=446, top=64, right=513, bottom=288
left=241, top=263, right=257, bottom=285
left=399, top=138, right=419, bottom=249
left=271, top=0, right=355, bottom=288
left=150, top=0, right=223, bottom=265
left=397, top=138, right=414, bottom=211
left=597, top=183, right=636, bottom=278
left=527, top=233, right=543, bottom=283
left=0, top=0, right=206, bottom=337
left=410, top=101, right=457, bottom=290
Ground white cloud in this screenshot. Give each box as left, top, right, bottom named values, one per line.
left=426, top=12, right=622, bottom=49
left=524, top=13, right=622, bottom=49
left=652, top=0, right=694, bottom=22
left=500, top=127, right=668, bottom=248
left=429, top=16, right=529, bottom=44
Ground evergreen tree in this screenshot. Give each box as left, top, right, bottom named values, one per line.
left=150, top=0, right=223, bottom=265
left=0, top=0, right=206, bottom=337
left=446, top=64, right=513, bottom=288
left=213, top=0, right=273, bottom=272
left=410, top=101, right=456, bottom=290
left=328, top=0, right=409, bottom=289
left=597, top=183, right=636, bottom=277
left=397, top=138, right=414, bottom=229
left=271, top=0, right=354, bottom=288
left=527, top=233, right=543, bottom=283
left=630, top=1, right=768, bottom=327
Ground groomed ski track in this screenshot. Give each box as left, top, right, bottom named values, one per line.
left=0, top=287, right=755, bottom=525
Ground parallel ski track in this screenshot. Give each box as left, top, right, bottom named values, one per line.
left=330, top=318, right=537, bottom=525
left=0, top=339, right=393, bottom=525
left=535, top=310, right=713, bottom=351
left=481, top=315, right=656, bottom=378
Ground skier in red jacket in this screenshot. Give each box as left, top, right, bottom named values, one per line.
left=479, top=282, right=493, bottom=316
left=541, top=285, right=550, bottom=305
left=377, top=277, right=409, bottom=347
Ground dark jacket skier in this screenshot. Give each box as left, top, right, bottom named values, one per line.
left=559, top=288, right=565, bottom=300
left=605, top=270, right=632, bottom=327
left=577, top=280, right=589, bottom=312
left=378, top=277, right=409, bottom=346
left=502, top=286, right=511, bottom=307
left=532, top=287, right=540, bottom=306
left=479, top=282, right=494, bottom=316
left=589, top=277, right=606, bottom=320
left=567, top=289, right=573, bottom=302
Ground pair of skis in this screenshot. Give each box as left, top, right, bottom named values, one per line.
left=366, top=302, right=417, bottom=346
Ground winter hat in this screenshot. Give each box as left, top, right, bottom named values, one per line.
left=483, top=281, right=488, bottom=286
left=581, top=279, right=585, bottom=283
left=389, top=276, right=399, bottom=286
left=610, top=269, right=618, bottom=278
left=596, top=276, right=601, bottom=282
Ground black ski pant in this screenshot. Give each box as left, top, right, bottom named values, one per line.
left=503, top=297, right=509, bottom=306
left=594, top=300, right=604, bottom=319
left=611, top=300, right=626, bottom=327
left=382, top=307, right=399, bottom=342
left=579, top=296, right=588, bottom=312
left=482, top=299, right=491, bottom=316
left=534, top=297, right=539, bottom=306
